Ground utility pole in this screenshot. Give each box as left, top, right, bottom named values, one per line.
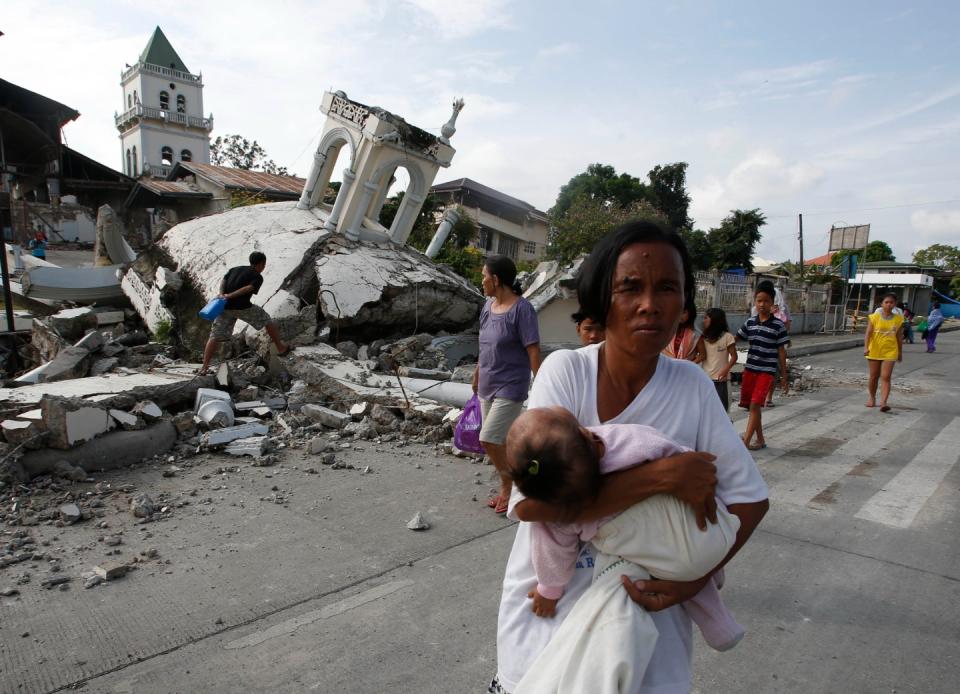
left=798, top=213, right=804, bottom=279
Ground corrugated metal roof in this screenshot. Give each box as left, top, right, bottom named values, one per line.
left=431, top=177, right=548, bottom=218
left=175, top=162, right=305, bottom=197
left=138, top=179, right=210, bottom=197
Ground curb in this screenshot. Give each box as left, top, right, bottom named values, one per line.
left=785, top=321, right=958, bottom=359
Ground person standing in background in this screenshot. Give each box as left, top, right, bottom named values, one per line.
left=472, top=254, right=542, bottom=515
left=696, top=308, right=738, bottom=412
left=925, top=303, right=944, bottom=353
left=864, top=293, right=904, bottom=412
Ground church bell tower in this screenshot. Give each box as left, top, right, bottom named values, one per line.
left=114, top=26, right=213, bottom=178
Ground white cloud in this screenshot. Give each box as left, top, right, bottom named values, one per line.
left=536, top=42, right=580, bottom=60
left=727, top=151, right=824, bottom=197
left=404, top=0, right=514, bottom=39
left=911, top=209, right=960, bottom=240
left=736, top=59, right=834, bottom=86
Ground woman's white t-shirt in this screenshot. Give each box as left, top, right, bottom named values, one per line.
left=496, top=346, right=768, bottom=693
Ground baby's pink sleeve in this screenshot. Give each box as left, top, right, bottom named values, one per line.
left=531, top=521, right=583, bottom=600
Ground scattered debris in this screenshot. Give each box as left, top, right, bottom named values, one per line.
left=406, top=512, right=430, bottom=531
left=130, top=493, right=157, bottom=518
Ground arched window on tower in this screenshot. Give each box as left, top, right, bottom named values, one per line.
left=159, top=91, right=169, bottom=110
left=176, top=94, right=186, bottom=113
left=161, top=146, right=173, bottom=166
left=133, top=90, right=139, bottom=104
left=127, top=94, right=132, bottom=109
left=126, top=149, right=132, bottom=176
left=132, top=146, right=138, bottom=176
left=180, top=149, right=192, bottom=162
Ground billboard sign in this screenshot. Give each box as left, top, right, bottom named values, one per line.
left=829, top=224, right=870, bottom=252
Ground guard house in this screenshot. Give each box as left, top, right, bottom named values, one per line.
left=296, top=91, right=461, bottom=246
left=847, top=260, right=938, bottom=313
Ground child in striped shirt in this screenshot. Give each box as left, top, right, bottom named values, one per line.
left=736, top=281, right=789, bottom=450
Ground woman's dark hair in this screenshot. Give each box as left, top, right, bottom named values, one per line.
left=881, top=292, right=898, bottom=302
left=484, top=254, right=522, bottom=294
left=755, top=281, right=776, bottom=300
left=575, top=220, right=695, bottom=328
left=702, top=307, right=730, bottom=342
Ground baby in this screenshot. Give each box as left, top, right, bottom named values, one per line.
left=505, top=406, right=744, bottom=652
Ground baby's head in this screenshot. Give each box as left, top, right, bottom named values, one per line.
left=505, top=407, right=604, bottom=508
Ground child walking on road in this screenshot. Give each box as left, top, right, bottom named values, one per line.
left=696, top=308, right=738, bottom=411
left=737, top=282, right=789, bottom=450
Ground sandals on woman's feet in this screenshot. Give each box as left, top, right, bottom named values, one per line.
left=880, top=405, right=891, bottom=413
left=486, top=495, right=501, bottom=509
left=747, top=442, right=767, bottom=451
left=494, top=497, right=509, bottom=515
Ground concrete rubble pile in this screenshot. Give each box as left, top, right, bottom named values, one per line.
left=120, top=200, right=484, bottom=355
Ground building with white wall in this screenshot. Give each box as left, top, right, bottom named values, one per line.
left=114, top=27, right=213, bottom=179
left=430, top=178, right=549, bottom=263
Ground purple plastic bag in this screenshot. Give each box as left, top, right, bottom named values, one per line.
left=454, top=394, right=485, bottom=454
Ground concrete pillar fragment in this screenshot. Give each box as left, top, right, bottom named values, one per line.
left=323, top=169, right=356, bottom=233
left=425, top=207, right=461, bottom=258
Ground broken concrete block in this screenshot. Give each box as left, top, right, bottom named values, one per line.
left=197, top=400, right=235, bottom=428
left=132, top=401, right=163, bottom=421
left=52, top=460, right=87, bottom=482
left=349, top=402, right=370, bottom=420
left=130, top=493, right=156, bottom=518
left=344, top=419, right=377, bottom=440
left=17, top=331, right=106, bottom=385
left=58, top=503, right=82, bottom=524
left=94, top=561, right=128, bottom=581
left=109, top=409, right=143, bottom=431
left=236, top=386, right=260, bottom=401
left=90, top=357, right=119, bottom=376
left=171, top=412, right=198, bottom=438
left=369, top=404, right=398, bottom=427
left=194, top=388, right=232, bottom=412
left=406, top=512, right=430, bottom=531
left=235, top=401, right=268, bottom=411
left=300, top=404, right=350, bottom=430
left=307, top=436, right=335, bottom=454
left=95, top=311, right=125, bottom=326
left=203, top=422, right=269, bottom=446
left=250, top=407, right=273, bottom=419
left=48, top=307, right=97, bottom=340
left=41, top=399, right=115, bottom=450
left=336, top=341, right=359, bottom=359
left=2, top=419, right=41, bottom=448
left=224, top=436, right=268, bottom=457
left=216, top=363, right=231, bottom=388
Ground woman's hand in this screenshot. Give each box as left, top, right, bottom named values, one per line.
left=620, top=575, right=709, bottom=612
left=651, top=452, right=718, bottom=530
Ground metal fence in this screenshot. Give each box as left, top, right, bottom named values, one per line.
left=717, top=274, right=752, bottom=311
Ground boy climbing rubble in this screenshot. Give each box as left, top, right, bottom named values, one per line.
left=199, top=252, right=293, bottom=375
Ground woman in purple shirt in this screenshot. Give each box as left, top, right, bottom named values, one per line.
left=472, top=255, right=542, bottom=515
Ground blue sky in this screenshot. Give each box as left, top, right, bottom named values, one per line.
left=4, top=0, right=959, bottom=263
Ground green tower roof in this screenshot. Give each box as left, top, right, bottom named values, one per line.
left=139, top=26, right=190, bottom=73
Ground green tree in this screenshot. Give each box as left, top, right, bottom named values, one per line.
left=680, top=229, right=713, bottom=271
left=707, top=209, right=767, bottom=272
left=864, top=240, right=895, bottom=263
left=548, top=194, right=666, bottom=265
left=210, top=134, right=289, bottom=175
left=647, top=163, right=692, bottom=231
left=381, top=193, right=440, bottom=250
left=549, top=163, right=647, bottom=219
left=913, top=243, right=960, bottom=270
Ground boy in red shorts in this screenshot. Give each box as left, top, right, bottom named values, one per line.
left=736, top=281, right=788, bottom=450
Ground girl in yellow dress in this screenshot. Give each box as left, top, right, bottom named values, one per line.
left=864, top=293, right=904, bottom=412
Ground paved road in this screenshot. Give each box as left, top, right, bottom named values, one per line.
left=1, top=333, right=957, bottom=693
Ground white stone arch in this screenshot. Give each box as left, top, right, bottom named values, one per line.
left=299, top=127, right=358, bottom=209
left=362, top=158, right=428, bottom=243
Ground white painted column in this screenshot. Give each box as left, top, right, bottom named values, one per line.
left=425, top=207, right=461, bottom=258
left=297, top=149, right=327, bottom=209
left=323, top=169, right=355, bottom=233
left=389, top=192, right=425, bottom=245
left=345, top=181, right=380, bottom=241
